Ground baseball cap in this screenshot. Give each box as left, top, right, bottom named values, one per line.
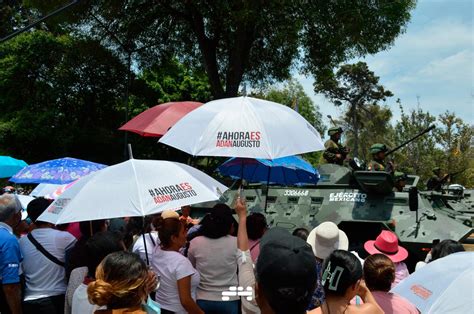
left=256, top=227, right=317, bottom=307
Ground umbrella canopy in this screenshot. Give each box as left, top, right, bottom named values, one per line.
left=30, top=183, right=66, bottom=197
left=10, top=157, right=107, bottom=184
left=391, top=252, right=474, bottom=313
left=159, top=96, right=324, bottom=159
left=217, top=156, right=319, bottom=186
left=0, top=156, right=28, bottom=178
left=37, top=159, right=228, bottom=225
left=119, top=101, right=203, bottom=137
left=17, top=194, right=35, bottom=210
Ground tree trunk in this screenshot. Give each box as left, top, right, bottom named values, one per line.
left=352, top=103, right=359, bottom=158
left=189, top=10, right=225, bottom=99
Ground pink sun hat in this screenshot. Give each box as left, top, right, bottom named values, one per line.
left=364, top=230, right=408, bottom=263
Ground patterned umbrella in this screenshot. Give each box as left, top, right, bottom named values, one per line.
left=0, top=156, right=28, bottom=178
left=10, top=157, right=106, bottom=184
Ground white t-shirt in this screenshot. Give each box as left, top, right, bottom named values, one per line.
left=188, top=235, right=239, bottom=301
left=19, top=228, right=77, bottom=301
left=151, top=247, right=200, bottom=314
left=71, top=283, right=103, bottom=314
left=132, top=232, right=160, bottom=263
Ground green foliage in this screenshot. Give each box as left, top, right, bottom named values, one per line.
left=27, top=0, right=416, bottom=98
left=0, top=31, right=128, bottom=164
left=393, top=104, right=438, bottom=185
left=251, top=79, right=326, bottom=166
left=435, top=111, right=473, bottom=187
left=393, top=106, right=473, bottom=188
left=315, top=62, right=394, bottom=157
left=140, top=58, right=211, bottom=104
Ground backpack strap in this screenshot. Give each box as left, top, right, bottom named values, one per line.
left=27, top=233, right=65, bottom=267
left=149, top=233, right=156, bottom=247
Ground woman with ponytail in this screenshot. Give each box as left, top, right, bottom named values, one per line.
left=151, top=212, right=203, bottom=314
left=309, top=250, right=383, bottom=314
left=87, top=251, right=157, bottom=314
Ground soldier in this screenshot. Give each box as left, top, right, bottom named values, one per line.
left=426, top=167, right=445, bottom=191
left=322, top=127, right=349, bottom=165
left=367, top=143, right=393, bottom=173
left=393, top=172, right=408, bottom=192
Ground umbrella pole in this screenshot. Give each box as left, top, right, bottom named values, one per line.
left=142, top=216, right=150, bottom=265
left=264, top=167, right=271, bottom=212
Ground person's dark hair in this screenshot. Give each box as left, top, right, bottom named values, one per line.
left=322, top=250, right=362, bottom=296
left=292, top=228, right=310, bottom=241
left=26, top=197, right=53, bottom=223
left=431, top=239, right=465, bottom=262
left=79, top=220, right=107, bottom=238
left=247, top=212, right=267, bottom=240
left=363, top=254, right=394, bottom=292
left=85, top=231, right=125, bottom=278
left=156, top=216, right=183, bottom=248
left=87, top=251, right=149, bottom=309
left=123, top=216, right=153, bottom=249
left=199, top=204, right=233, bottom=239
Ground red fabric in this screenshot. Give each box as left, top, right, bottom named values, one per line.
left=119, top=101, right=202, bottom=137
left=66, top=222, right=81, bottom=239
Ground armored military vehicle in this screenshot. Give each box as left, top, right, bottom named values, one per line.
left=194, top=125, right=472, bottom=268
left=421, top=185, right=474, bottom=227
left=219, top=164, right=472, bottom=265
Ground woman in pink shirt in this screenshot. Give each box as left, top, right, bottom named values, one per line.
left=364, top=254, right=419, bottom=314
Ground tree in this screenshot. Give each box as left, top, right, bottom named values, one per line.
left=436, top=111, right=473, bottom=187
left=252, top=79, right=326, bottom=165
left=352, top=104, right=394, bottom=162
left=27, top=0, right=416, bottom=98
left=315, top=62, right=393, bottom=157
left=393, top=104, right=438, bottom=184
left=0, top=31, right=129, bottom=164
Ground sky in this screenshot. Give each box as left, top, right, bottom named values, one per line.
left=296, top=0, right=473, bottom=125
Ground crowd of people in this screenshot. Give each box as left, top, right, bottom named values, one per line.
left=0, top=190, right=468, bottom=314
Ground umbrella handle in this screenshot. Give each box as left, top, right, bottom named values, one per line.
left=128, top=144, right=134, bottom=159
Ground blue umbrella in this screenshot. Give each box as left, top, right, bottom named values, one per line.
left=217, top=156, right=319, bottom=210
left=217, top=156, right=319, bottom=186
left=10, top=157, right=107, bottom=184
left=0, top=156, right=28, bottom=178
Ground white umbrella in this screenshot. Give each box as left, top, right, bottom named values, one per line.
left=391, top=251, right=474, bottom=313
left=159, top=96, right=324, bottom=159
left=16, top=194, right=35, bottom=210
left=16, top=194, right=35, bottom=220
left=37, top=159, right=228, bottom=225
left=30, top=183, right=66, bottom=197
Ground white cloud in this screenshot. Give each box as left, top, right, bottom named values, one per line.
left=295, top=0, right=473, bottom=125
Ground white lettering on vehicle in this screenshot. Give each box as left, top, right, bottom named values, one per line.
left=283, top=190, right=309, bottom=197
left=329, top=192, right=367, bottom=203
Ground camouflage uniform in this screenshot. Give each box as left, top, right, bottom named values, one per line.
left=368, top=143, right=392, bottom=172
left=426, top=167, right=443, bottom=191
left=322, top=127, right=349, bottom=166
left=393, top=171, right=407, bottom=192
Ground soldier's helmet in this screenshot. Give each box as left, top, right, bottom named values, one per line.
left=328, top=127, right=343, bottom=136
left=432, top=167, right=441, bottom=174
left=370, top=143, right=388, bottom=154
